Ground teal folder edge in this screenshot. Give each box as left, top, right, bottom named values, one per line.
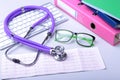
left=89, top=7, right=120, bottom=29
left=81, top=0, right=120, bottom=21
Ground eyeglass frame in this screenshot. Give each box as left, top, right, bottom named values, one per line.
left=55, top=29, right=95, bottom=47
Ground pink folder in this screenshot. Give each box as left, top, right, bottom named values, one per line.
left=54, top=0, right=120, bottom=46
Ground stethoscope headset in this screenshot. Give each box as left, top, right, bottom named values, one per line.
left=4, top=5, right=67, bottom=66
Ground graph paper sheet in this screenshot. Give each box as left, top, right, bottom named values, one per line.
left=1, top=47, right=105, bottom=79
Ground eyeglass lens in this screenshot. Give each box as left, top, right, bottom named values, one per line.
left=76, top=34, right=93, bottom=46
left=55, top=30, right=72, bottom=42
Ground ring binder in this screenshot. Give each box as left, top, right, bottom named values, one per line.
left=54, top=0, right=120, bottom=46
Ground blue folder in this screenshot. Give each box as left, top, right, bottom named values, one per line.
left=90, top=7, right=120, bottom=29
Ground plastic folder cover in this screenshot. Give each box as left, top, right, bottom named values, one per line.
left=82, top=0, right=120, bottom=21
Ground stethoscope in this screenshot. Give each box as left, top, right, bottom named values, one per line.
left=4, top=5, right=67, bottom=66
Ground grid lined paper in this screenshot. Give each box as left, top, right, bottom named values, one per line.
left=1, top=47, right=105, bottom=79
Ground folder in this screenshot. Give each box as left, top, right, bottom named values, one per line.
left=81, top=0, right=120, bottom=21
left=89, top=7, right=120, bottom=29
left=54, top=0, right=120, bottom=46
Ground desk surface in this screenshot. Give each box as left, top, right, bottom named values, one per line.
left=0, top=0, right=120, bottom=80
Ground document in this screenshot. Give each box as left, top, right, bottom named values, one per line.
left=1, top=47, right=105, bottom=79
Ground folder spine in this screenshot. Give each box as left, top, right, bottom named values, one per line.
left=54, top=0, right=120, bottom=45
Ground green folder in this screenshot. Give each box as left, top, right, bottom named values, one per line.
left=82, top=0, right=120, bottom=21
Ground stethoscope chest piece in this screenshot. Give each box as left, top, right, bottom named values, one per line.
left=50, top=46, right=67, bottom=61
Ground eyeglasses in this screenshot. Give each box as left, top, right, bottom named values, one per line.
left=55, top=29, right=95, bottom=47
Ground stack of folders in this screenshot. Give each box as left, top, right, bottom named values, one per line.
left=81, top=0, right=120, bottom=29
left=54, top=0, right=120, bottom=46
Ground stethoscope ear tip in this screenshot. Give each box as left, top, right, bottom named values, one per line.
left=50, top=46, right=67, bottom=61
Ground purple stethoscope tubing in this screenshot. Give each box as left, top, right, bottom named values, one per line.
left=4, top=5, right=55, bottom=54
